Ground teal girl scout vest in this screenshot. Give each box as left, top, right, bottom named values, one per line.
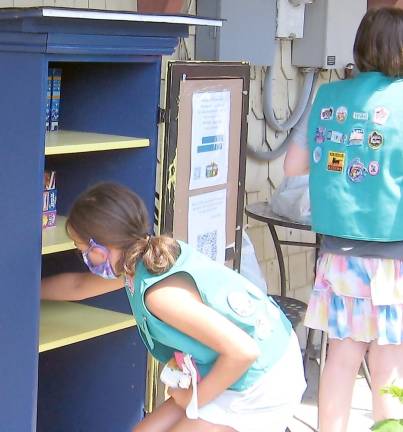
left=308, top=71, right=403, bottom=241
left=125, top=241, right=292, bottom=391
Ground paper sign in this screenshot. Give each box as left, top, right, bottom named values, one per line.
left=188, top=189, right=227, bottom=263
left=190, top=91, right=230, bottom=190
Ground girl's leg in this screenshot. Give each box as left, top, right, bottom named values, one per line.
left=169, top=418, right=236, bottom=432
left=319, top=338, right=368, bottom=432
left=368, top=341, right=403, bottom=421
left=132, top=398, right=185, bottom=432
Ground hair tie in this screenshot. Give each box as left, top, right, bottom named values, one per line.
left=144, top=234, right=152, bottom=252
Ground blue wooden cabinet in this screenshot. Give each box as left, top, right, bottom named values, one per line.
left=0, top=8, right=220, bottom=432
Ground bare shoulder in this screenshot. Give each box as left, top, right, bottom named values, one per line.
left=144, top=272, right=202, bottom=315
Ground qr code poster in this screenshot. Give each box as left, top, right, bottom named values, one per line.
left=188, top=189, right=227, bottom=263
left=197, top=231, right=218, bottom=261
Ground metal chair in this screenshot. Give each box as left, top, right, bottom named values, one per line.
left=245, top=201, right=320, bottom=374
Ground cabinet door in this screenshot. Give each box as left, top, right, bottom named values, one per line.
left=158, top=61, right=250, bottom=271
left=0, top=52, right=45, bottom=432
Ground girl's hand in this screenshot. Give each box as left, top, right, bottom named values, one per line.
left=167, top=387, right=192, bottom=410
left=146, top=275, right=260, bottom=406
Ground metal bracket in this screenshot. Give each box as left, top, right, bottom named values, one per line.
left=157, top=106, right=167, bottom=124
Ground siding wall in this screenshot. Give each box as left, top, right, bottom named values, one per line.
left=245, top=59, right=338, bottom=301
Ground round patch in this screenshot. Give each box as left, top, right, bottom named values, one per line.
left=227, top=291, right=256, bottom=317
left=347, top=158, right=367, bottom=183
left=245, top=282, right=265, bottom=300
left=255, top=314, right=272, bottom=340
left=368, top=131, right=383, bottom=150
left=368, top=161, right=380, bottom=176
left=336, top=106, right=348, bottom=123
left=313, top=146, right=322, bottom=163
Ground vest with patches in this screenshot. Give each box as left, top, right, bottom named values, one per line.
left=308, top=71, right=403, bottom=241
left=125, top=241, right=292, bottom=391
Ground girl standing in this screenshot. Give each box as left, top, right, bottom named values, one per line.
left=285, top=7, right=403, bottom=431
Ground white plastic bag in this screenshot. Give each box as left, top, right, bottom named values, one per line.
left=271, top=175, right=311, bottom=224
left=240, top=230, right=268, bottom=295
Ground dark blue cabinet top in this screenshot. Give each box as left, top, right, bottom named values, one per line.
left=0, top=7, right=222, bottom=57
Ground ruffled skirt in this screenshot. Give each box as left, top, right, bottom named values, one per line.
left=305, top=253, right=403, bottom=345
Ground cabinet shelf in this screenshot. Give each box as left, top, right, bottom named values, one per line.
left=39, top=300, right=136, bottom=353
left=45, top=130, right=149, bottom=155
left=42, top=216, right=75, bottom=255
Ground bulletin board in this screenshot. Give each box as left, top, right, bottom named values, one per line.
left=159, top=61, right=250, bottom=270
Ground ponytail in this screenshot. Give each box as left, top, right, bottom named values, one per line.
left=66, top=182, right=181, bottom=276
left=122, top=235, right=181, bottom=276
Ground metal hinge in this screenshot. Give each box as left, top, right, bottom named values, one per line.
left=157, top=106, right=167, bottom=124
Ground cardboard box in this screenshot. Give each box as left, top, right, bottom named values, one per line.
left=43, top=189, right=57, bottom=212
left=42, top=210, right=57, bottom=229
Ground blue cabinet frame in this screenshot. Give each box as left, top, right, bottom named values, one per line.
left=0, top=8, right=221, bottom=432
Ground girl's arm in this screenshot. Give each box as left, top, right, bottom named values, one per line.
left=41, top=273, right=124, bottom=301
left=145, top=275, right=260, bottom=408
left=284, top=107, right=310, bottom=176
left=284, top=141, right=310, bottom=176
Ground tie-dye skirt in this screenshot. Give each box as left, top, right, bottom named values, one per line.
left=304, top=253, right=403, bottom=345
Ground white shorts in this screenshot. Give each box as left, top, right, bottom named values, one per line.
left=195, top=332, right=306, bottom=432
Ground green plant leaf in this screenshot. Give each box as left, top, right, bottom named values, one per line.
left=381, top=385, right=403, bottom=404
left=371, top=419, right=403, bottom=432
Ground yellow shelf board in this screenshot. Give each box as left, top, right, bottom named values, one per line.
left=39, top=300, right=136, bottom=353
left=45, top=130, right=149, bottom=155
left=42, top=216, right=75, bottom=255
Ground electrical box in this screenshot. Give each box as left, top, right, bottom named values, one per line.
left=292, top=0, right=367, bottom=69
left=195, top=0, right=277, bottom=66
left=277, top=0, right=309, bottom=39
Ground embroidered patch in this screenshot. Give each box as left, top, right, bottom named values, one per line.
left=313, top=146, right=322, bottom=163
left=347, top=158, right=367, bottom=183
left=327, top=151, right=345, bottom=172
left=348, top=127, right=365, bottom=146
left=336, top=106, right=348, bottom=123
left=315, top=127, right=327, bottom=144
left=327, top=130, right=346, bottom=144
left=373, top=107, right=390, bottom=125
left=352, top=112, right=368, bottom=121
left=368, top=161, right=380, bottom=176
left=227, top=291, right=256, bottom=317
left=320, top=107, right=334, bottom=120
left=368, top=131, right=383, bottom=149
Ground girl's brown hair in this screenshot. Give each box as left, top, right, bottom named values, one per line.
left=354, top=7, right=403, bottom=77
left=66, top=182, right=180, bottom=276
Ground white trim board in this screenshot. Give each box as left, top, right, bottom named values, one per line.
left=41, top=8, right=223, bottom=27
